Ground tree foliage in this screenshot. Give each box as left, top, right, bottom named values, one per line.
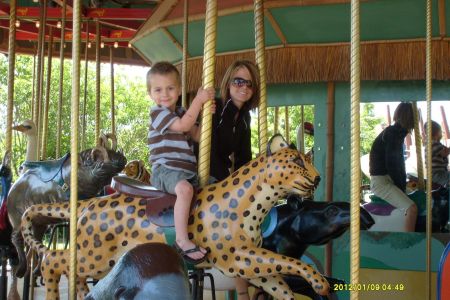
left=0, top=54, right=150, bottom=178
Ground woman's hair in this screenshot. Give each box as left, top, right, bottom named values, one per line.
left=146, top=61, right=180, bottom=92
left=393, top=102, right=414, bottom=131
left=424, top=120, right=441, bottom=137
left=220, top=60, right=260, bottom=110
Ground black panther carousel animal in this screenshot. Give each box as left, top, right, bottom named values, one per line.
left=85, top=243, right=190, bottom=300
left=253, top=194, right=375, bottom=300
left=6, top=134, right=127, bottom=279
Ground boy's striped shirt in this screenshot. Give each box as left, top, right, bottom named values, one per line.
left=148, top=105, right=197, bottom=174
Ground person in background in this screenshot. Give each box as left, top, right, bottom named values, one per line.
left=369, top=102, right=417, bottom=232
left=424, top=120, right=449, bottom=187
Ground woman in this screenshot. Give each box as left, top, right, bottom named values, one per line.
left=369, top=102, right=417, bottom=232
left=210, top=60, right=261, bottom=299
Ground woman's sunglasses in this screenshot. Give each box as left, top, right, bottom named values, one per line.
left=231, top=77, right=253, bottom=88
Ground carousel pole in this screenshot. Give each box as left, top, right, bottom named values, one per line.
left=31, top=45, right=37, bottom=120
left=110, top=47, right=116, bottom=136
left=81, top=21, right=89, bottom=151
left=95, top=21, right=101, bottom=143
left=6, top=0, right=17, bottom=153
left=325, top=82, right=335, bottom=277
left=41, top=27, right=54, bottom=160
left=297, top=105, right=305, bottom=152
left=181, top=0, right=189, bottom=108
left=284, top=107, right=289, bottom=142
left=274, top=107, right=279, bottom=134
left=425, top=0, right=433, bottom=298
left=350, top=1, right=361, bottom=299
left=255, top=0, right=268, bottom=153
left=440, top=106, right=449, bottom=145
left=35, top=0, right=48, bottom=160
left=56, top=0, right=67, bottom=158
left=197, top=0, right=217, bottom=187
left=69, top=0, right=82, bottom=297
left=412, top=102, right=424, bottom=190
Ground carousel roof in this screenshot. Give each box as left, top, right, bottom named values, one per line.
left=130, top=0, right=450, bottom=90
left=1, top=0, right=449, bottom=86
left=0, top=0, right=159, bottom=65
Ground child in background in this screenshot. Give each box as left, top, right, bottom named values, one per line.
left=424, top=120, right=449, bottom=187
left=147, top=62, right=215, bottom=264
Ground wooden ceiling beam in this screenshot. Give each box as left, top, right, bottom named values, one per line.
left=161, top=26, right=184, bottom=53
left=98, top=20, right=142, bottom=31
left=265, top=8, right=287, bottom=46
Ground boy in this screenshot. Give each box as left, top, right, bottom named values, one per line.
left=147, top=62, right=215, bottom=264
left=424, top=121, right=449, bottom=187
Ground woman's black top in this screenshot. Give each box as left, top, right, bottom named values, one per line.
left=369, top=123, right=408, bottom=192
left=210, top=98, right=252, bottom=181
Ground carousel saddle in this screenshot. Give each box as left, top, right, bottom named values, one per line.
left=22, top=153, right=70, bottom=187
left=111, top=176, right=176, bottom=227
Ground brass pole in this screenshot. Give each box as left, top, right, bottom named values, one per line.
left=425, top=0, right=433, bottom=299
left=182, top=0, right=189, bottom=108
left=95, top=21, right=101, bottom=143
left=41, top=27, right=53, bottom=160
left=31, top=46, right=37, bottom=119
left=412, top=102, right=424, bottom=190
left=6, top=0, right=17, bottom=153
left=81, top=21, right=89, bottom=150
left=35, top=0, right=48, bottom=160
left=56, top=0, right=67, bottom=158
left=284, top=106, right=289, bottom=142
left=69, top=0, right=82, bottom=297
left=350, top=1, right=361, bottom=299
left=274, top=107, right=279, bottom=134
left=255, top=0, right=268, bottom=153
left=198, top=0, right=217, bottom=187
left=110, top=47, right=116, bottom=136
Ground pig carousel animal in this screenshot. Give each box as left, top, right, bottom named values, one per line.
left=84, top=243, right=190, bottom=300
left=7, top=133, right=126, bottom=280
left=21, top=135, right=330, bottom=300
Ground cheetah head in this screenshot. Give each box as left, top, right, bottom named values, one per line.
left=265, top=134, right=320, bottom=198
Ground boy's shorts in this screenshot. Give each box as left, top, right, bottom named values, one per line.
left=151, top=164, right=199, bottom=195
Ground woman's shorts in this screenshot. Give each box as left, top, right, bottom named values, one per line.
left=151, top=164, right=199, bottom=195
left=370, top=175, right=415, bottom=211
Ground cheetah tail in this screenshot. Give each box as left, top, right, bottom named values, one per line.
left=21, top=203, right=70, bottom=256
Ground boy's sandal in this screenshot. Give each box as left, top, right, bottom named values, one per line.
left=174, top=242, right=207, bottom=265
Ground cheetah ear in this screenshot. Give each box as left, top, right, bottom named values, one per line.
left=267, top=134, right=289, bottom=156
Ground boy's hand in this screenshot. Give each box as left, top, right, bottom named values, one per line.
left=194, top=87, right=215, bottom=105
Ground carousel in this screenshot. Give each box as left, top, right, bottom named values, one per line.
left=1, top=0, right=449, bottom=300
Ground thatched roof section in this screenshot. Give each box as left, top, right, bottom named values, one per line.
left=178, top=40, right=450, bottom=92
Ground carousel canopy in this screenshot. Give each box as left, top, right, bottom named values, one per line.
left=0, top=0, right=159, bottom=65
left=130, top=0, right=450, bottom=90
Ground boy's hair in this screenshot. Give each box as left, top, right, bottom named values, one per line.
left=393, top=102, right=414, bottom=131
left=220, top=60, right=260, bottom=110
left=424, top=120, right=441, bottom=137
left=146, top=61, right=181, bottom=91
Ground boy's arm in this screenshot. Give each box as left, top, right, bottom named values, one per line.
left=189, top=124, right=201, bottom=142
left=169, top=87, right=215, bottom=133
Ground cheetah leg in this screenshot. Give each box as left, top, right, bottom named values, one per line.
left=41, top=250, right=66, bottom=300
left=224, top=246, right=329, bottom=296
left=247, top=275, right=294, bottom=300
left=76, top=277, right=89, bottom=299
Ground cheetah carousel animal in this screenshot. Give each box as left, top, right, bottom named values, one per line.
left=22, top=135, right=330, bottom=299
